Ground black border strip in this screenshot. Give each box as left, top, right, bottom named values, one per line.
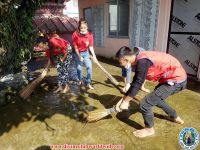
left=170, top=32, right=200, bottom=35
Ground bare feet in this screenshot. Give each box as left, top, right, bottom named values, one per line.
left=87, top=84, right=94, bottom=90
left=166, top=116, right=184, bottom=124
left=133, top=128, right=155, bottom=138
left=79, top=80, right=84, bottom=86
left=53, top=86, right=63, bottom=93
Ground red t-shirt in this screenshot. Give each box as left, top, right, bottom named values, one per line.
left=72, top=31, right=94, bottom=52
left=45, top=37, right=68, bottom=59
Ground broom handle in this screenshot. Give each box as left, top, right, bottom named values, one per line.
left=40, top=59, right=51, bottom=78
left=90, top=56, right=149, bottom=97
left=90, top=55, right=148, bottom=111
left=90, top=56, right=119, bottom=86
left=20, top=64, right=50, bottom=99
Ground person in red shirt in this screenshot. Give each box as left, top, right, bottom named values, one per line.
left=72, top=18, right=98, bottom=89
left=115, top=47, right=187, bottom=138
left=37, top=33, right=72, bottom=93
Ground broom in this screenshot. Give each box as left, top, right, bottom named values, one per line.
left=19, top=68, right=48, bottom=99
left=88, top=56, right=149, bottom=122
left=87, top=90, right=147, bottom=122
left=90, top=56, right=119, bottom=86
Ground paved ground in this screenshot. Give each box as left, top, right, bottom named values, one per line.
left=0, top=58, right=200, bottom=150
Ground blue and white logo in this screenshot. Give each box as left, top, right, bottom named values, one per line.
left=179, top=127, right=199, bottom=150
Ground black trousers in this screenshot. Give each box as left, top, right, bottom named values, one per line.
left=139, top=80, right=187, bottom=128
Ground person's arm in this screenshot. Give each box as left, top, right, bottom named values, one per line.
left=116, top=59, right=153, bottom=111
left=88, top=33, right=97, bottom=62
left=123, top=59, right=153, bottom=102
left=74, top=45, right=83, bottom=62
left=60, top=43, right=70, bottom=63
left=89, top=46, right=97, bottom=62
left=47, top=40, right=56, bottom=65
left=45, top=49, right=52, bottom=67
left=60, top=53, right=67, bottom=63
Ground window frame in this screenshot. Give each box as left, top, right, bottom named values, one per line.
left=108, top=0, right=129, bottom=38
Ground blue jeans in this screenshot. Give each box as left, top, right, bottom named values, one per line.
left=122, top=67, right=132, bottom=84
left=76, top=51, right=92, bottom=84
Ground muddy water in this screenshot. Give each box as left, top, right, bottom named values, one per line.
left=0, top=59, right=200, bottom=150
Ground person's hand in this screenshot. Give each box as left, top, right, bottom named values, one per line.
left=41, top=69, right=48, bottom=78
left=120, top=100, right=129, bottom=110
left=121, top=83, right=130, bottom=93
left=93, top=56, right=98, bottom=63
left=79, top=56, right=83, bottom=62
left=60, top=58, right=64, bottom=63
left=115, top=98, right=129, bottom=112
left=115, top=98, right=123, bottom=112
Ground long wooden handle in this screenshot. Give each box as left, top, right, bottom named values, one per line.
left=90, top=56, right=149, bottom=99
left=19, top=68, right=48, bottom=99
left=90, top=56, right=119, bottom=86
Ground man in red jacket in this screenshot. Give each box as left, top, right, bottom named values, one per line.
left=115, top=46, right=187, bottom=138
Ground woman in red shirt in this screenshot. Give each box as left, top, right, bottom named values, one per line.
left=72, top=19, right=98, bottom=89
left=37, top=34, right=72, bottom=93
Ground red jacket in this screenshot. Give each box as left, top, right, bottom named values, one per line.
left=46, top=37, right=69, bottom=59
left=136, top=51, right=187, bottom=83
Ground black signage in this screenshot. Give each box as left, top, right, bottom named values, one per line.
left=195, top=13, right=200, bottom=21
left=187, top=36, right=200, bottom=48
left=169, top=37, right=180, bottom=48
left=184, top=59, right=198, bottom=72
left=172, top=15, right=187, bottom=28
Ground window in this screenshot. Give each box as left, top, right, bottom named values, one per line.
left=108, top=0, right=129, bottom=37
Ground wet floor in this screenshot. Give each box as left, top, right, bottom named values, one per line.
left=0, top=58, right=200, bottom=150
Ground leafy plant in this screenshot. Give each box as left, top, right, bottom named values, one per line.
left=0, top=0, right=44, bottom=73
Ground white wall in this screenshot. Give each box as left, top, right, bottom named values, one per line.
left=63, top=0, right=79, bottom=19
left=155, top=0, right=172, bottom=51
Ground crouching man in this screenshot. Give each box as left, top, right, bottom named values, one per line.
left=115, top=46, right=187, bottom=138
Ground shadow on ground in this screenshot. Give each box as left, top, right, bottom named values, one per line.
left=186, top=77, right=200, bottom=93
left=0, top=56, right=122, bottom=138
left=1, top=56, right=200, bottom=150
left=35, top=145, right=52, bottom=150
left=0, top=74, right=96, bottom=137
